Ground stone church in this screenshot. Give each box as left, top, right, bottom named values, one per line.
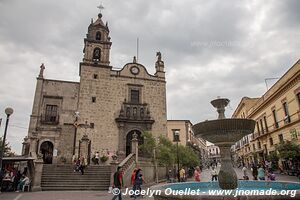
left=23, top=11, right=167, bottom=164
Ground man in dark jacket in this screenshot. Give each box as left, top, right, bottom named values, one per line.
left=112, top=166, right=123, bottom=200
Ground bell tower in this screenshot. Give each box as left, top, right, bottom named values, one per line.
left=81, top=8, right=112, bottom=69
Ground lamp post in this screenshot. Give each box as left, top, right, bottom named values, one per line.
left=173, top=129, right=180, bottom=182
left=72, top=111, right=80, bottom=156
left=0, top=107, right=14, bottom=170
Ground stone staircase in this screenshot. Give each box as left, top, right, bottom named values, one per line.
left=41, top=164, right=111, bottom=191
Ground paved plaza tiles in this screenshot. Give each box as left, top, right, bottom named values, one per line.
left=1, top=167, right=299, bottom=200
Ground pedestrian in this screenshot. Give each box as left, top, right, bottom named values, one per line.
left=130, top=168, right=137, bottom=198
left=242, top=165, right=249, bottom=180
left=13, top=171, right=22, bottom=191
left=131, top=168, right=137, bottom=186
left=79, top=155, right=85, bottom=175
left=134, top=168, right=144, bottom=198
left=267, top=169, right=276, bottom=181
left=112, top=166, right=123, bottom=200
left=167, top=169, right=173, bottom=183
left=194, top=166, right=201, bottom=182
left=95, top=152, right=100, bottom=165
left=211, top=166, right=218, bottom=181
left=179, top=167, right=186, bottom=182
left=257, top=165, right=265, bottom=180
left=251, top=164, right=258, bottom=180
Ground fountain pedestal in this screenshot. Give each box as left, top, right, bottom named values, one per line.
left=218, top=145, right=237, bottom=189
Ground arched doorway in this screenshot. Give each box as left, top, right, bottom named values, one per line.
left=40, top=141, right=54, bottom=164
left=126, top=130, right=143, bottom=156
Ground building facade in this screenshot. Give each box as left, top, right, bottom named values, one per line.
left=23, top=12, right=167, bottom=164
left=166, top=120, right=208, bottom=165
left=207, top=143, right=221, bottom=165
left=232, top=60, right=300, bottom=168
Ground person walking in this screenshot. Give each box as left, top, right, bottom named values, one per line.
left=130, top=168, right=137, bottom=198
left=167, top=169, right=173, bottom=183
left=79, top=155, right=85, bottom=175
left=257, top=165, right=265, bottom=180
left=112, top=167, right=123, bottom=200
left=211, top=166, right=218, bottom=181
left=194, top=166, right=201, bottom=182
left=95, top=152, right=100, bottom=165
left=242, top=166, right=249, bottom=180
left=133, top=168, right=144, bottom=198
left=179, top=167, right=186, bottom=182
left=251, top=164, right=258, bottom=180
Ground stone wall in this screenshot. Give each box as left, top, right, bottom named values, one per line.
left=27, top=78, right=79, bottom=163
left=77, top=62, right=167, bottom=157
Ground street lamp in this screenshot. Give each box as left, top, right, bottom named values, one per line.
left=0, top=107, right=14, bottom=170
left=173, top=129, right=180, bottom=182
left=72, top=111, right=80, bottom=156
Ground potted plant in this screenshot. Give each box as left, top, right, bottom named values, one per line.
left=100, top=155, right=109, bottom=163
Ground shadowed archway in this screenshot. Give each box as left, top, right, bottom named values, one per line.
left=40, top=141, right=54, bottom=164
left=126, top=130, right=143, bottom=156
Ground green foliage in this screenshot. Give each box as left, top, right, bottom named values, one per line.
left=275, top=141, right=300, bottom=160
left=139, top=132, right=156, bottom=157
left=267, top=151, right=279, bottom=162
left=100, top=155, right=109, bottom=162
left=267, top=151, right=279, bottom=170
left=0, top=137, right=12, bottom=156
left=139, top=133, right=201, bottom=167
left=177, top=145, right=200, bottom=167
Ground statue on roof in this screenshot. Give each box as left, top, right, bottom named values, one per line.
left=38, top=63, right=45, bottom=78
left=156, top=52, right=162, bottom=62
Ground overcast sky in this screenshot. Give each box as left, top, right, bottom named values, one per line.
left=0, top=0, right=299, bottom=154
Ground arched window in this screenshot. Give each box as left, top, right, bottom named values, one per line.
left=96, top=31, right=101, bottom=41
left=93, top=48, right=101, bottom=61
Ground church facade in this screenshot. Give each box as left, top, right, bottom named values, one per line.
left=23, top=12, right=167, bottom=164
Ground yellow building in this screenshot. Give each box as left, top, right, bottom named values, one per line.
left=232, top=59, right=300, bottom=168
left=166, top=120, right=208, bottom=165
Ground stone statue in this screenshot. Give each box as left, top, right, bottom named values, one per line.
left=156, top=52, right=162, bottom=62
left=38, top=63, right=45, bottom=78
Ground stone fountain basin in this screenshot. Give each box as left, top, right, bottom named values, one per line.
left=211, top=98, right=230, bottom=108
left=152, top=181, right=300, bottom=200
left=193, top=118, right=256, bottom=145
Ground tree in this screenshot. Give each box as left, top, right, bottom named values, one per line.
left=267, top=151, right=279, bottom=170
left=139, top=132, right=156, bottom=157
left=157, top=136, right=175, bottom=166
left=275, top=141, right=300, bottom=160
left=177, top=145, right=200, bottom=167
left=0, top=136, right=13, bottom=156
left=139, top=133, right=201, bottom=168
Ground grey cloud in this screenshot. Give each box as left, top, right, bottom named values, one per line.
left=0, top=0, right=299, bottom=153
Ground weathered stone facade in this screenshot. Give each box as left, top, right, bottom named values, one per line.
left=24, top=12, right=167, bottom=164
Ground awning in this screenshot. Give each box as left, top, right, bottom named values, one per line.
left=2, top=156, right=35, bottom=162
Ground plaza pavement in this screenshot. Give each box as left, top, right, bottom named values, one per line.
left=0, top=167, right=299, bottom=200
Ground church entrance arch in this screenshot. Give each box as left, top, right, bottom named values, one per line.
left=40, top=141, right=54, bottom=164
left=126, top=130, right=143, bottom=156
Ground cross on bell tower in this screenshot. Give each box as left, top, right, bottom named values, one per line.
left=97, top=3, right=104, bottom=14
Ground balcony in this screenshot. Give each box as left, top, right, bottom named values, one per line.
left=40, top=114, right=59, bottom=125
left=115, top=102, right=154, bottom=125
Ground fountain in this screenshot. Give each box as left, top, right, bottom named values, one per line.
left=193, top=97, right=255, bottom=189
left=152, top=97, right=300, bottom=200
